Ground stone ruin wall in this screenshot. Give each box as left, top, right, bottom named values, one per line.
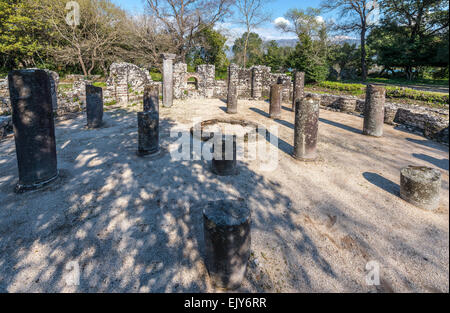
left=0, top=62, right=448, bottom=144
left=105, top=62, right=153, bottom=104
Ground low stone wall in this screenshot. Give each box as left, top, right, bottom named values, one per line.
left=308, top=92, right=449, bottom=144
left=0, top=116, right=12, bottom=139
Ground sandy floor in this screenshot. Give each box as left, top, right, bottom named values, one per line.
left=0, top=98, right=448, bottom=293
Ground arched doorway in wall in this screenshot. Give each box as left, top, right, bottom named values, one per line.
left=186, top=75, right=200, bottom=91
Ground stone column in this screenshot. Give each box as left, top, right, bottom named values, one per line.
left=86, top=85, right=103, bottom=128
left=227, top=65, right=238, bottom=114
left=137, top=111, right=159, bottom=156
left=293, top=95, right=320, bottom=161
left=227, top=63, right=239, bottom=109
left=227, top=84, right=238, bottom=114
left=203, top=199, right=251, bottom=290
left=269, top=84, right=282, bottom=119
left=143, top=85, right=159, bottom=113
left=8, top=69, right=58, bottom=192
left=363, top=85, right=385, bottom=137
left=400, top=166, right=441, bottom=211
left=292, top=71, right=305, bottom=111
left=212, top=135, right=238, bottom=176
left=251, top=67, right=263, bottom=99
left=161, top=53, right=176, bottom=108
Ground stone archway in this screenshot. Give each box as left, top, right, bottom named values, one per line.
left=185, top=74, right=201, bottom=90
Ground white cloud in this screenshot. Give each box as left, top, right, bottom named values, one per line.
left=273, top=17, right=291, bottom=27
left=316, top=16, right=324, bottom=24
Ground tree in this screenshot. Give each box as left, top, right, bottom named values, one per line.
left=321, top=0, right=379, bottom=81
left=145, top=0, right=233, bottom=62
left=232, top=32, right=264, bottom=67
left=41, top=0, right=129, bottom=76
left=370, top=0, right=449, bottom=79
left=278, top=8, right=329, bottom=82
left=263, top=41, right=292, bottom=72
left=0, top=0, right=51, bottom=70
left=328, top=42, right=360, bottom=80
left=234, top=0, right=272, bottom=68
left=187, top=26, right=229, bottom=76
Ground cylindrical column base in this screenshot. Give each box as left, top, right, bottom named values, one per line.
left=400, top=166, right=441, bottom=210
left=211, top=135, right=238, bottom=176
left=86, top=85, right=103, bottom=128
left=8, top=69, right=58, bottom=192
left=137, top=111, right=160, bottom=156
left=293, top=95, right=320, bottom=161
left=203, top=199, right=251, bottom=290
left=363, top=85, right=385, bottom=137
left=226, top=84, right=238, bottom=114
left=143, top=85, right=159, bottom=113
left=269, top=84, right=282, bottom=119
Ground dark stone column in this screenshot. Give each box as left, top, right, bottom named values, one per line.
left=86, top=85, right=103, bottom=128
left=293, top=95, right=320, bottom=161
left=363, top=85, right=385, bottom=137
left=137, top=111, right=159, bottom=156
left=143, top=85, right=159, bottom=113
left=212, top=135, right=238, bottom=176
left=292, top=71, right=305, bottom=111
left=8, top=69, right=58, bottom=192
left=226, top=84, right=238, bottom=114
left=400, top=166, right=441, bottom=211
left=269, top=84, right=282, bottom=119
left=203, top=199, right=251, bottom=290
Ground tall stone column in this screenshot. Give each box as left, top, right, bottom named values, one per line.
left=363, top=85, right=385, bottom=137
left=269, top=84, right=282, bottom=119
left=203, top=199, right=251, bottom=290
left=292, top=71, right=305, bottom=111
left=86, top=85, right=103, bottom=128
left=161, top=53, right=176, bottom=108
left=227, top=64, right=239, bottom=114
left=293, top=95, right=320, bottom=161
left=143, top=85, right=159, bottom=113
left=8, top=69, right=58, bottom=192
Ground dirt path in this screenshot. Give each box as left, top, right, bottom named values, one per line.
left=0, top=98, right=448, bottom=292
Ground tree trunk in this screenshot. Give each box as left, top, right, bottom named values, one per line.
left=243, top=31, right=250, bottom=68
left=360, top=27, right=367, bottom=81
left=77, top=47, right=88, bottom=77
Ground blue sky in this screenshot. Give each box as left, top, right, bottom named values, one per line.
left=111, top=0, right=336, bottom=43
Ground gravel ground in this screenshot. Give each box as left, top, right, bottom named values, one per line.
left=0, top=98, right=448, bottom=293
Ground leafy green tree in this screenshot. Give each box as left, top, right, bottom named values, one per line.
left=263, top=41, right=292, bottom=73
left=0, top=0, right=51, bottom=70
left=232, top=32, right=264, bottom=67
left=328, top=43, right=360, bottom=80
left=187, top=26, right=229, bottom=77
left=279, top=8, right=329, bottom=82
left=369, top=0, right=449, bottom=79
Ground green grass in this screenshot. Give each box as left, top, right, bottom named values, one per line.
left=150, top=72, right=162, bottom=82
left=105, top=100, right=117, bottom=106
left=365, top=77, right=449, bottom=87
left=315, top=81, right=449, bottom=108
left=93, top=82, right=107, bottom=88
left=59, top=83, right=73, bottom=91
